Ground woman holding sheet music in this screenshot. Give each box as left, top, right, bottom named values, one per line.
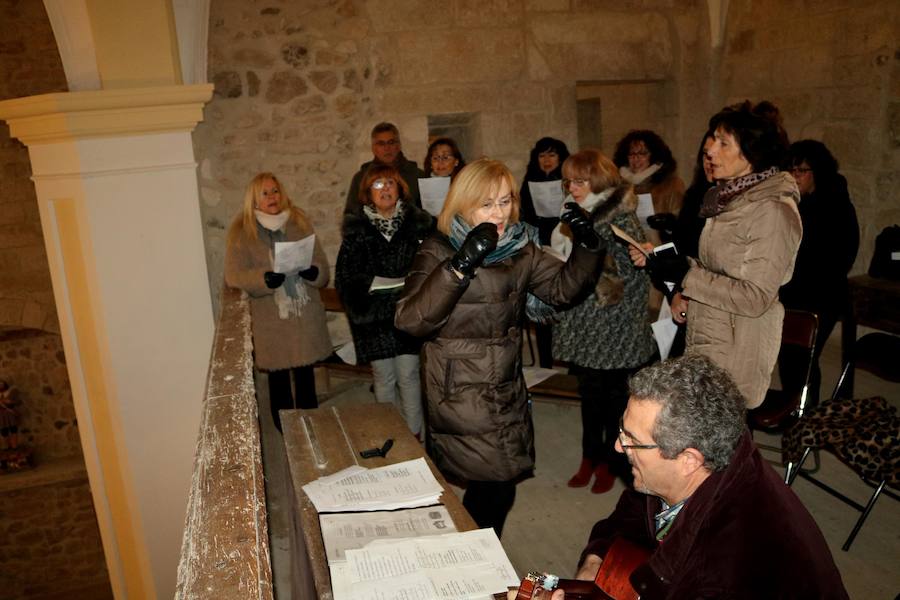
left=224, top=172, right=332, bottom=432
left=395, top=158, right=602, bottom=536
left=336, top=164, right=435, bottom=438
left=629, top=101, right=802, bottom=408
left=551, top=149, right=654, bottom=494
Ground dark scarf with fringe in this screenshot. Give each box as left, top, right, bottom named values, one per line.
left=700, top=166, right=779, bottom=217
left=449, top=215, right=557, bottom=323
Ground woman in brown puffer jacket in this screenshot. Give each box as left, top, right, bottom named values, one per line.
left=225, top=172, right=332, bottom=432
left=395, top=159, right=602, bottom=536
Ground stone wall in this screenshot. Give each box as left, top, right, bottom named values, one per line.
left=719, top=0, right=900, bottom=273
left=0, top=474, right=112, bottom=599
left=0, top=0, right=67, bottom=333
left=195, top=0, right=711, bottom=307
left=0, top=329, right=78, bottom=461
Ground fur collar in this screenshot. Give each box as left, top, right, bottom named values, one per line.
left=590, top=183, right=638, bottom=224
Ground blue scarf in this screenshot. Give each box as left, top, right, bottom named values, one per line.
left=449, top=215, right=557, bottom=324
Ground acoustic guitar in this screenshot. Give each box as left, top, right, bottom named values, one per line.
left=505, top=537, right=651, bottom=600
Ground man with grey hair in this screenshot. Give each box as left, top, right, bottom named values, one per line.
left=572, top=354, right=847, bottom=599
left=343, top=121, right=424, bottom=217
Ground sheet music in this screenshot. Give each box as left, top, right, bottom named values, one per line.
left=302, top=457, right=444, bottom=512
left=652, top=295, right=679, bottom=361
left=333, top=529, right=518, bottom=600
left=528, top=180, right=565, bottom=218
left=273, top=234, right=315, bottom=273
left=636, top=193, right=655, bottom=228
left=320, top=506, right=456, bottom=563
left=419, top=177, right=451, bottom=216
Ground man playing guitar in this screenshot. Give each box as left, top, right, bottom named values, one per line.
left=510, top=355, right=847, bottom=599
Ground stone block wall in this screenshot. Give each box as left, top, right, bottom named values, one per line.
left=0, top=329, right=79, bottom=462
left=195, top=0, right=711, bottom=307
left=0, top=0, right=68, bottom=333
left=719, top=0, right=900, bottom=273
left=0, top=476, right=112, bottom=600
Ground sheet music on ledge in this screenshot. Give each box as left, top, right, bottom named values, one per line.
left=301, top=457, right=444, bottom=512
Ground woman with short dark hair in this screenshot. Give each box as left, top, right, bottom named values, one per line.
left=780, top=140, right=859, bottom=406
left=630, top=101, right=802, bottom=408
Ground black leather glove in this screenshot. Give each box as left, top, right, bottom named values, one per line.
left=264, top=271, right=285, bottom=289
left=450, top=222, right=499, bottom=278
left=647, top=213, right=677, bottom=238
left=560, top=202, right=602, bottom=251
left=298, top=266, right=319, bottom=281
left=646, top=252, right=690, bottom=287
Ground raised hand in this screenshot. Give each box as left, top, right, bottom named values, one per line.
left=450, top=222, right=499, bottom=278
left=560, top=202, right=602, bottom=251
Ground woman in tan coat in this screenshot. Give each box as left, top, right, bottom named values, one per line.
left=395, top=159, right=602, bottom=536
left=630, top=102, right=802, bottom=408
left=225, top=173, right=332, bottom=431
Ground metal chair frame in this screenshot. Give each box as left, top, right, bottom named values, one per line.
left=784, top=332, right=900, bottom=551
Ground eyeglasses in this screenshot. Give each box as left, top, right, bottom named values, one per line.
left=432, top=154, right=455, bottom=162
left=370, top=178, right=397, bottom=190
left=477, top=195, right=513, bottom=212
left=373, top=139, right=400, bottom=148
left=628, top=150, right=650, bottom=158
left=618, top=417, right=659, bottom=451
left=790, top=167, right=812, bottom=174
left=563, top=178, right=589, bottom=188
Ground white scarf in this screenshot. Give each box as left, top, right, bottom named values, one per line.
left=549, top=189, right=613, bottom=260
left=619, top=163, right=662, bottom=186
left=254, top=209, right=310, bottom=319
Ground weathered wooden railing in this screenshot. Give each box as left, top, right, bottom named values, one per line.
left=175, top=286, right=273, bottom=599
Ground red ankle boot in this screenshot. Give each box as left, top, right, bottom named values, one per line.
left=567, top=457, right=594, bottom=487
left=590, top=462, right=615, bottom=494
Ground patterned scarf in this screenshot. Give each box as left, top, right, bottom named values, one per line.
left=364, top=201, right=405, bottom=241
left=449, top=215, right=557, bottom=323
left=255, top=213, right=310, bottom=320
left=700, top=166, right=779, bottom=217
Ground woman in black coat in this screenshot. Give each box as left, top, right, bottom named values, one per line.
left=779, top=140, right=859, bottom=406
left=336, top=164, right=435, bottom=437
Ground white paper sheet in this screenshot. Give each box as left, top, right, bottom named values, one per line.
left=528, top=180, right=565, bottom=218
left=369, top=276, right=405, bottom=293
left=273, top=234, right=315, bottom=274
left=636, top=193, right=655, bottom=228
left=302, top=457, right=444, bottom=512
left=419, top=177, right=452, bottom=216
left=652, top=295, right=679, bottom=361
left=320, top=505, right=456, bottom=563
left=522, top=367, right=560, bottom=389
left=334, top=529, right=518, bottom=600
left=335, top=340, right=357, bottom=365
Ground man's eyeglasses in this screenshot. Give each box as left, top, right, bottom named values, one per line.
left=374, top=139, right=400, bottom=148
left=370, top=178, right=397, bottom=190
left=618, top=417, right=659, bottom=451
left=563, top=178, right=589, bottom=188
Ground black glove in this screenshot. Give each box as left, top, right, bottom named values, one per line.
left=298, top=266, right=319, bottom=281
left=646, top=252, right=690, bottom=287
left=647, top=213, right=677, bottom=238
left=450, top=222, right=499, bottom=278
left=264, top=271, right=285, bottom=289
left=560, top=202, right=602, bottom=251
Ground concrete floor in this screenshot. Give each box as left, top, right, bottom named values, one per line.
left=259, top=328, right=900, bottom=599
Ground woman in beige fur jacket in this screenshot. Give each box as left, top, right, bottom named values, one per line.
left=225, top=173, right=332, bottom=431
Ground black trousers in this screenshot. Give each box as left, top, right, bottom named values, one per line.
left=267, top=366, right=317, bottom=432
left=571, top=365, right=636, bottom=479
left=534, top=322, right=554, bottom=369
left=462, top=480, right=517, bottom=538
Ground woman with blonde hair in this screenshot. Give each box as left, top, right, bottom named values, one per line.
left=225, top=172, right=332, bottom=432
left=395, top=158, right=602, bottom=536
left=551, top=149, right=654, bottom=494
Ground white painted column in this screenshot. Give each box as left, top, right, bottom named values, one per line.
left=0, top=84, right=214, bottom=599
